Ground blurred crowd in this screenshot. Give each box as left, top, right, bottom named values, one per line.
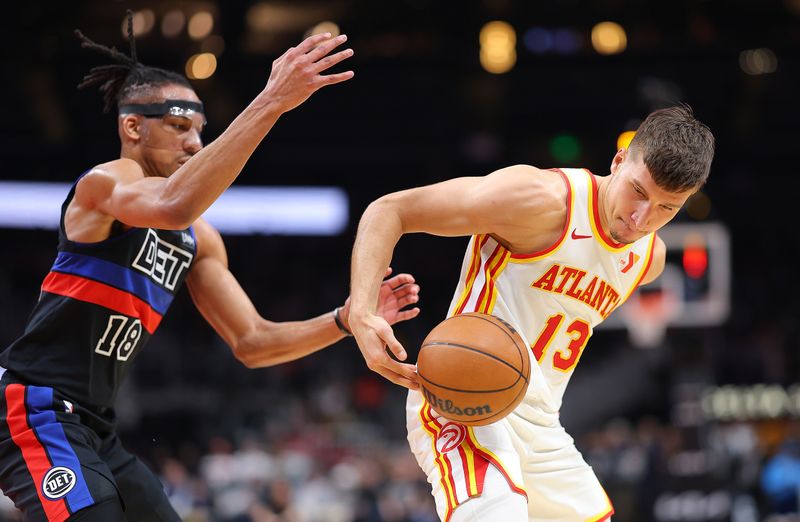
left=5, top=383, right=800, bottom=521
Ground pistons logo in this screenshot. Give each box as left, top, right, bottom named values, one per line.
left=42, top=466, right=77, bottom=500
left=436, top=423, right=466, bottom=453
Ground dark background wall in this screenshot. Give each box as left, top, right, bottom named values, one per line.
left=1, top=2, right=799, bottom=521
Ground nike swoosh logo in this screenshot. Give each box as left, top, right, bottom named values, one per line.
left=571, top=228, right=592, bottom=240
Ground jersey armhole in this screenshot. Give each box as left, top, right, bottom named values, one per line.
left=507, top=168, right=572, bottom=261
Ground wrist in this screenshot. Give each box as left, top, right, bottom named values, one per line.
left=333, top=306, right=352, bottom=336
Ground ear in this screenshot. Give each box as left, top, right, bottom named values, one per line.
left=609, top=147, right=627, bottom=175
left=119, top=114, right=142, bottom=142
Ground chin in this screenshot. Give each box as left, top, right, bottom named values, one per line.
left=610, top=229, right=638, bottom=245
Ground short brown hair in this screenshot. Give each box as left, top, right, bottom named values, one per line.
left=628, top=105, right=715, bottom=192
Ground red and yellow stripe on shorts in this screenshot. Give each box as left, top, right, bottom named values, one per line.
left=419, top=404, right=526, bottom=521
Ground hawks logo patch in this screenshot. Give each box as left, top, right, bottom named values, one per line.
left=42, top=466, right=77, bottom=500
left=620, top=251, right=641, bottom=274
left=436, top=422, right=467, bottom=453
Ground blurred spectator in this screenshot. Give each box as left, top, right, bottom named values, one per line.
left=761, top=438, right=800, bottom=514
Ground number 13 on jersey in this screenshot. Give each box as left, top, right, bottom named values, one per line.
left=530, top=314, right=591, bottom=372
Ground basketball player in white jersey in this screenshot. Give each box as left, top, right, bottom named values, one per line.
left=348, top=105, right=714, bottom=521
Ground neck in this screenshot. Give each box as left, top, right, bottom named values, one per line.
left=120, top=147, right=155, bottom=178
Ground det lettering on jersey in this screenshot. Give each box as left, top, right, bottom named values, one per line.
left=132, top=229, right=193, bottom=291
left=42, top=466, right=77, bottom=500
left=532, top=263, right=621, bottom=319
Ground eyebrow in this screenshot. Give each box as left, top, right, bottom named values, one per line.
left=632, top=180, right=682, bottom=208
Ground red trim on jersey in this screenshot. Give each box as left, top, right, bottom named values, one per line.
left=455, top=444, right=476, bottom=496
left=632, top=234, right=657, bottom=292
left=420, top=406, right=459, bottom=520
left=454, top=235, right=490, bottom=316
left=588, top=171, right=626, bottom=249
left=607, top=234, right=657, bottom=318
left=41, top=272, right=162, bottom=334
left=428, top=412, right=461, bottom=510
left=462, top=430, right=490, bottom=494
left=472, top=244, right=504, bottom=313
left=591, top=505, right=615, bottom=522
left=4, top=384, right=70, bottom=522
left=479, top=249, right=510, bottom=313
left=510, top=168, right=572, bottom=259
left=468, top=443, right=528, bottom=498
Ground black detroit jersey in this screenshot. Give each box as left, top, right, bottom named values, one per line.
left=0, top=176, right=196, bottom=409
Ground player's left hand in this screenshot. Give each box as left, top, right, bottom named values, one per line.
left=340, top=267, right=420, bottom=329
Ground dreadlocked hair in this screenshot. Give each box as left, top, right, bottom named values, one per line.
left=75, top=10, right=191, bottom=113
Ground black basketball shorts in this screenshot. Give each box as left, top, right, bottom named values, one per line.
left=0, top=377, right=178, bottom=521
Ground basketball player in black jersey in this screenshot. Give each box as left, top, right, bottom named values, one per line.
left=0, top=17, right=421, bottom=521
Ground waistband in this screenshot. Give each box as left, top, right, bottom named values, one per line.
left=0, top=368, right=116, bottom=433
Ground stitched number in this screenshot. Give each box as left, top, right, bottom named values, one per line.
left=531, top=314, right=564, bottom=362
left=116, top=319, right=143, bottom=361
left=552, top=319, right=591, bottom=371
left=95, top=315, right=143, bottom=361
left=530, top=314, right=591, bottom=372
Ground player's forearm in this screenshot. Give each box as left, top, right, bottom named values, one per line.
left=349, top=198, right=404, bottom=317
left=157, top=96, right=285, bottom=227
left=233, top=311, right=348, bottom=368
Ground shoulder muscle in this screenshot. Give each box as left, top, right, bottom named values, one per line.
left=640, top=235, right=666, bottom=285
left=73, top=159, right=145, bottom=210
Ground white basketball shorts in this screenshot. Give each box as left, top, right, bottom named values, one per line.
left=407, top=389, right=614, bottom=521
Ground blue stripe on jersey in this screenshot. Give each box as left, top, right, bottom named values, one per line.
left=26, top=386, right=95, bottom=513
left=51, top=251, right=173, bottom=314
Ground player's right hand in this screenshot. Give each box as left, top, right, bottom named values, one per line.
left=262, top=32, right=354, bottom=114
left=350, top=313, right=420, bottom=390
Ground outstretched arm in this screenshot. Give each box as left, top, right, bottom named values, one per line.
left=71, top=33, right=354, bottom=233
left=186, top=219, right=419, bottom=368
left=349, top=165, right=566, bottom=388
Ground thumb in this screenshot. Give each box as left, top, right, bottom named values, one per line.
left=380, top=325, right=407, bottom=361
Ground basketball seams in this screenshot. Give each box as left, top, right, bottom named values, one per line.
left=475, top=381, right=528, bottom=423
left=418, top=311, right=532, bottom=426
left=420, top=341, right=527, bottom=383
left=454, top=313, right=529, bottom=378
left=417, top=366, right=525, bottom=393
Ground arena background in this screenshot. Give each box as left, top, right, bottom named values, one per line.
left=1, top=1, right=798, bottom=521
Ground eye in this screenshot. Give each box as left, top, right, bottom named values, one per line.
left=164, top=116, right=193, bottom=132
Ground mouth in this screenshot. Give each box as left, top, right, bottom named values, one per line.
left=618, top=219, right=645, bottom=236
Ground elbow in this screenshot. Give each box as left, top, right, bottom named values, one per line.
left=231, top=340, right=263, bottom=369
left=230, top=320, right=284, bottom=369
left=362, top=195, right=404, bottom=229
left=233, top=348, right=259, bottom=369
left=230, top=335, right=264, bottom=368
left=364, top=193, right=397, bottom=214
left=154, top=197, right=198, bottom=230
left=363, top=197, right=388, bottom=218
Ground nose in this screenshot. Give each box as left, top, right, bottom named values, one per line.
left=631, top=202, right=652, bottom=231
left=184, top=129, right=203, bottom=155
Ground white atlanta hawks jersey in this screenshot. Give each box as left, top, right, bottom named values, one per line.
left=446, top=168, right=656, bottom=423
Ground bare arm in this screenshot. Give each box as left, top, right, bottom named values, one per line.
left=640, top=235, right=667, bottom=285
left=349, top=165, right=566, bottom=388
left=186, top=219, right=420, bottom=368
left=70, top=33, right=354, bottom=235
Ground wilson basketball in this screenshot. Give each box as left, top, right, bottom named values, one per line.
left=417, top=312, right=530, bottom=426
